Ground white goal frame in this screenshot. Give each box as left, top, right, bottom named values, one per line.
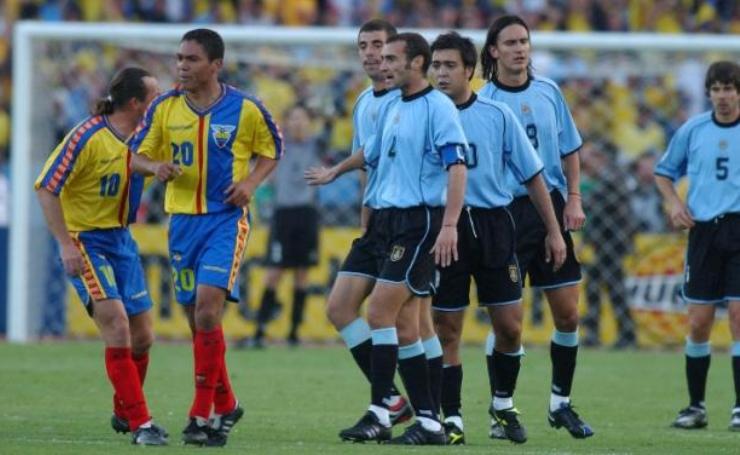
left=8, top=21, right=740, bottom=342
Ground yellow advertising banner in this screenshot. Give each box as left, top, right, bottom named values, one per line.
left=67, top=226, right=734, bottom=347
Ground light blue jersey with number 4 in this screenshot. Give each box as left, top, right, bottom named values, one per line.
left=479, top=76, right=582, bottom=197
left=654, top=111, right=740, bottom=221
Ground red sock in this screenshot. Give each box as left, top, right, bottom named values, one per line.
left=214, top=357, right=237, bottom=415
left=189, top=327, right=225, bottom=419
left=132, top=351, right=150, bottom=385
left=105, top=347, right=150, bottom=431
left=114, top=352, right=149, bottom=419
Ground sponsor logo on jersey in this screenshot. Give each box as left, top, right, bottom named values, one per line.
left=211, top=124, right=236, bottom=148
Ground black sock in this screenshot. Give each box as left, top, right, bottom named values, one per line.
left=686, top=354, right=711, bottom=408
left=289, top=288, right=307, bottom=336
left=493, top=350, right=521, bottom=399
left=371, top=344, right=398, bottom=407
left=486, top=354, right=496, bottom=398
left=256, top=288, right=276, bottom=324
left=398, top=354, right=437, bottom=420
left=734, top=356, right=740, bottom=409
left=427, top=355, right=443, bottom=416
left=350, top=339, right=401, bottom=396
left=441, top=364, right=463, bottom=418
left=551, top=341, right=578, bottom=397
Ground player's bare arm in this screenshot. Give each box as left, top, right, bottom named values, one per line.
left=654, top=174, right=695, bottom=229
left=432, top=163, right=466, bottom=267
left=304, top=148, right=365, bottom=185
left=36, top=188, right=84, bottom=276
left=562, top=152, right=586, bottom=231
left=224, top=155, right=278, bottom=206
left=525, top=174, right=567, bottom=270
left=129, top=152, right=181, bottom=182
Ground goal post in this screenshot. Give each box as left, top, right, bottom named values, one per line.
left=8, top=21, right=740, bottom=343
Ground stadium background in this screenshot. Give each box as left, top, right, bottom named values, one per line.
left=1, top=0, right=740, bottom=347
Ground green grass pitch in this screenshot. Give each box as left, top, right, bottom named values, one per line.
left=0, top=342, right=737, bottom=454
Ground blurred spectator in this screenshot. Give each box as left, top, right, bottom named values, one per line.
left=580, top=139, right=637, bottom=348
left=630, top=151, right=668, bottom=233
left=252, top=103, right=327, bottom=348
left=614, top=102, right=666, bottom=161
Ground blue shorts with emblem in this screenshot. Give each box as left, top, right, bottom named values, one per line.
left=168, top=207, right=250, bottom=305
left=70, top=228, right=152, bottom=317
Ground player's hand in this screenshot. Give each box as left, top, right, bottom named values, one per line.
left=224, top=179, right=256, bottom=207
left=669, top=201, right=695, bottom=230
left=563, top=195, right=586, bottom=231
left=60, top=241, right=84, bottom=276
left=154, top=162, right=181, bottom=182
left=544, top=230, right=567, bottom=272
left=304, top=166, right=338, bottom=186
left=431, top=225, right=458, bottom=268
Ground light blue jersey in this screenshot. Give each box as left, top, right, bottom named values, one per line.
left=479, top=76, right=581, bottom=197
left=370, top=86, right=468, bottom=208
left=351, top=87, right=401, bottom=208
left=654, top=111, right=740, bottom=221
left=458, top=94, right=543, bottom=208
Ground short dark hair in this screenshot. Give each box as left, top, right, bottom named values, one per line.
left=480, top=15, right=532, bottom=82
left=181, top=28, right=225, bottom=61
left=93, top=67, right=151, bottom=116
left=705, top=60, right=740, bottom=95
left=387, top=32, right=431, bottom=74
left=431, top=31, right=477, bottom=80
left=358, top=18, right=397, bottom=38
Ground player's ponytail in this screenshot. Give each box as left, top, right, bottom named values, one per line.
left=480, top=15, right=532, bottom=82
left=93, top=67, right=152, bottom=116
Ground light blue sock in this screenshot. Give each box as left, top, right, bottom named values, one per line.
left=552, top=329, right=579, bottom=347
left=399, top=339, right=424, bottom=359
left=504, top=345, right=525, bottom=356
left=339, top=318, right=371, bottom=349
left=422, top=335, right=443, bottom=359
left=685, top=338, right=711, bottom=357
left=732, top=341, right=740, bottom=357
left=371, top=327, right=398, bottom=346
left=485, top=331, right=495, bottom=356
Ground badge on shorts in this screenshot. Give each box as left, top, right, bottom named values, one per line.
left=509, top=264, right=520, bottom=283
left=390, top=245, right=405, bottom=262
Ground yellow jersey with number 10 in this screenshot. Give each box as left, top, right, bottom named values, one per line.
left=35, top=115, right=142, bottom=232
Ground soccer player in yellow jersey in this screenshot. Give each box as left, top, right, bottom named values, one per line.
left=129, top=29, right=282, bottom=447
left=35, top=67, right=167, bottom=446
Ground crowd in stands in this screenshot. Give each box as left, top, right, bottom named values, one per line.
left=0, top=0, right=738, bottom=229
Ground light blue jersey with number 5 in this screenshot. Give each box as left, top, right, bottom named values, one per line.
left=655, top=111, right=740, bottom=221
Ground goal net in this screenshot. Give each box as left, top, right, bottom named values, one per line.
left=8, top=22, right=740, bottom=346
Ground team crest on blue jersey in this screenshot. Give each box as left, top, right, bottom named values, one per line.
left=211, top=124, right=236, bottom=148
left=521, top=103, right=531, bottom=114
left=719, top=140, right=728, bottom=150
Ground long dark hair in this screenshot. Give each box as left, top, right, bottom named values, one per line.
left=480, top=15, right=532, bottom=82
left=704, top=60, right=740, bottom=96
left=93, top=67, right=151, bottom=116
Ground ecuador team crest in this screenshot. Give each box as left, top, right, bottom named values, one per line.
left=211, top=124, right=236, bottom=148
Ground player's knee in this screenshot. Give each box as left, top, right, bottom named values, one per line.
left=326, top=297, right=353, bottom=329
left=104, top=313, right=131, bottom=345
left=131, top=330, right=154, bottom=355
left=552, top=311, right=579, bottom=332
left=434, top=315, right=461, bottom=348
left=688, top=316, right=713, bottom=341
left=495, top=322, right=521, bottom=350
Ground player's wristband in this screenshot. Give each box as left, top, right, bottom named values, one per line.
left=568, top=192, right=581, bottom=198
